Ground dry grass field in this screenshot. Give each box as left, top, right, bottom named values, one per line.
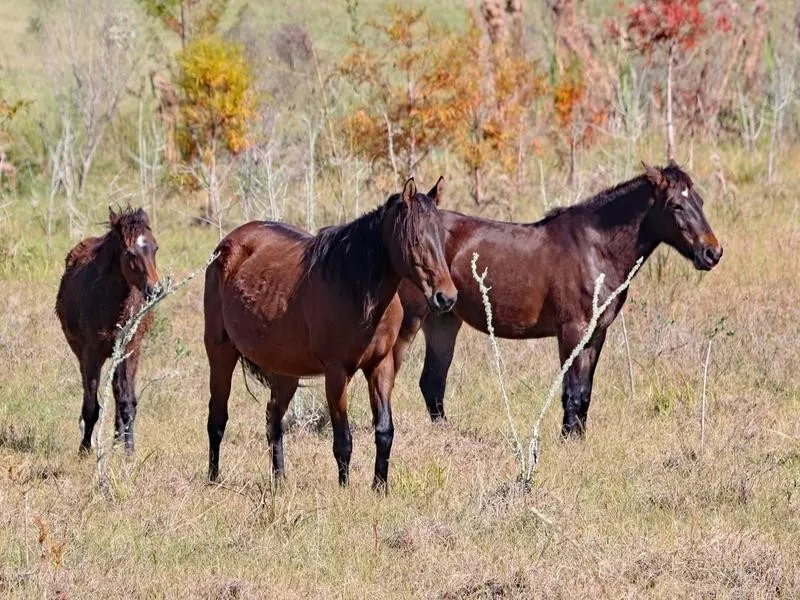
left=2, top=0, right=800, bottom=596
left=1, top=138, right=799, bottom=598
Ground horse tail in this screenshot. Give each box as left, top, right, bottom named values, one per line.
left=203, top=256, right=229, bottom=348
left=239, top=357, right=276, bottom=389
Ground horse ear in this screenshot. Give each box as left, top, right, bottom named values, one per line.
left=427, top=176, right=444, bottom=206
left=667, top=158, right=679, bottom=169
left=136, top=207, right=150, bottom=227
left=108, top=205, right=120, bottom=227
left=402, top=177, right=417, bottom=207
left=642, top=161, right=666, bottom=189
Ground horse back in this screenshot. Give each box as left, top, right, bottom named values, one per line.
left=63, top=236, right=103, bottom=272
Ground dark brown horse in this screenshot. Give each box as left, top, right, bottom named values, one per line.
left=393, top=162, right=723, bottom=435
left=56, top=207, right=160, bottom=453
left=204, top=178, right=457, bottom=489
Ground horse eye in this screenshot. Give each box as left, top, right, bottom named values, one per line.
left=126, top=248, right=137, bottom=257
left=671, top=203, right=684, bottom=213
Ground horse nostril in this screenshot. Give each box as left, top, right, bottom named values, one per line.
left=704, top=246, right=720, bottom=265
left=433, top=291, right=455, bottom=312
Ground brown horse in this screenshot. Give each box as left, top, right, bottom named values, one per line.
left=393, top=162, right=723, bottom=435
left=56, top=207, right=160, bottom=453
left=204, top=178, right=457, bottom=489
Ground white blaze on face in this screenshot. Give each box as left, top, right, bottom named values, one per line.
left=136, top=234, right=147, bottom=250
left=681, top=188, right=689, bottom=198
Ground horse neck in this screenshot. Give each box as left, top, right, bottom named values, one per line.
left=590, top=179, right=661, bottom=278
left=320, top=209, right=398, bottom=323
left=367, top=223, right=403, bottom=322
left=97, top=233, right=135, bottom=301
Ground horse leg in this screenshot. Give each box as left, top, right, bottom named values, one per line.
left=392, top=308, right=423, bottom=374
left=267, top=374, right=299, bottom=479
left=393, top=281, right=430, bottom=374
left=365, top=356, right=396, bottom=492
left=558, top=325, right=607, bottom=437
left=419, top=312, right=462, bottom=421
left=78, top=351, right=103, bottom=454
left=206, top=341, right=240, bottom=482
left=324, top=366, right=352, bottom=486
left=578, top=329, right=606, bottom=431
left=112, top=355, right=140, bottom=454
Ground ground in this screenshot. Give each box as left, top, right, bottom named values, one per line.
left=1, top=140, right=799, bottom=598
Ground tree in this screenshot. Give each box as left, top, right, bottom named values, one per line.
left=136, top=0, right=229, bottom=48
left=626, top=0, right=706, bottom=160
left=137, top=0, right=231, bottom=170
left=37, top=0, right=149, bottom=228
left=423, top=16, right=543, bottom=204
left=175, top=35, right=255, bottom=233
left=340, top=6, right=448, bottom=177
left=340, top=5, right=542, bottom=202
left=0, top=70, right=29, bottom=191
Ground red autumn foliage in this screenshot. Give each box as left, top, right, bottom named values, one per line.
left=627, top=0, right=706, bottom=55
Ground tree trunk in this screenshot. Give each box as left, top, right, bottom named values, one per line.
left=180, top=0, right=187, bottom=48
left=795, top=0, right=800, bottom=47
left=666, top=43, right=675, bottom=161
left=472, top=165, right=483, bottom=205
left=506, top=0, right=523, bottom=53
left=481, top=0, right=507, bottom=46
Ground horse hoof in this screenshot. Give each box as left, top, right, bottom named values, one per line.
left=430, top=413, right=448, bottom=424
left=78, top=445, right=92, bottom=457
left=560, top=425, right=586, bottom=440
left=372, top=479, right=389, bottom=495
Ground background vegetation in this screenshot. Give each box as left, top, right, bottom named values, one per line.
left=1, top=0, right=799, bottom=597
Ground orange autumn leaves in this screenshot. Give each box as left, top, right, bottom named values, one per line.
left=340, top=6, right=545, bottom=185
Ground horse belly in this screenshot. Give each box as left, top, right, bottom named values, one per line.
left=221, top=287, right=322, bottom=377
left=452, top=270, right=555, bottom=339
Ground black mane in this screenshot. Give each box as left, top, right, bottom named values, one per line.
left=540, top=164, right=693, bottom=225
left=303, top=193, right=437, bottom=320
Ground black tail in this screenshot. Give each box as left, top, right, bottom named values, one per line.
left=240, top=356, right=276, bottom=389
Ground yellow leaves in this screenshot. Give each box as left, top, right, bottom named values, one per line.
left=175, top=35, right=255, bottom=161
left=371, top=4, right=426, bottom=47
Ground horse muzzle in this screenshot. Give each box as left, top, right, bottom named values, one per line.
left=143, top=281, right=160, bottom=298
left=693, top=242, right=723, bottom=271
left=428, top=290, right=457, bottom=314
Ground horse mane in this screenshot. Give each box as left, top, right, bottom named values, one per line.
left=303, top=193, right=435, bottom=320
left=540, top=164, right=693, bottom=224
left=107, top=206, right=151, bottom=241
